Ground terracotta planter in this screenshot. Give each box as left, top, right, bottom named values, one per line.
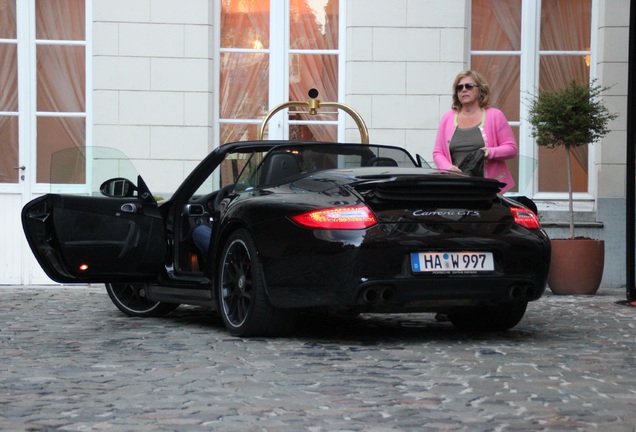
left=547, top=238, right=604, bottom=295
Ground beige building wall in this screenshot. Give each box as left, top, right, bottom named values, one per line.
left=92, top=0, right=215, bottom=195
left=346, top=0, right=469, bottom=161
left=596, top=0, right=629, bottom=199
left=90, top=0, right=630, bottom=203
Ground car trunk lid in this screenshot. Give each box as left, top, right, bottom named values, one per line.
left=349, top=174, right=510, bottom=224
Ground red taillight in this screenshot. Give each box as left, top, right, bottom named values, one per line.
left=511, top=207, right=541, bottom=229
left=291, top=206, right=377, bottom=229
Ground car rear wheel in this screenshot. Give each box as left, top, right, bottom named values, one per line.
left=217, top=229, right=295, bottom=337
left=105, top=282, right=179, bottom=318
left=448, top=301, right=528, bottom=331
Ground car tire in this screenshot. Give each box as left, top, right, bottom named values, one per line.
left=217, top=229, right=296, bottom=337
left=105, top=282, right=179, bottom=318
left=448, top=301, right=528, bottom=331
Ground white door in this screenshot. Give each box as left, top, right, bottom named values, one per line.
left=0, top=0, right=88, bottom=285
left=0, top=1, right=29, bottom=284
left=216, top=0, right=345, bottom=145
left=0, top=174, right=32, bottom=285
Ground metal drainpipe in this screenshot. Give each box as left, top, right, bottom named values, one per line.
left=626, top=0, right=636, bottom=303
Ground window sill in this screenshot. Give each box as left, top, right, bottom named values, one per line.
left=540, top=220, right=604, bottom=228
left=536, top=200, right=602, bottom=228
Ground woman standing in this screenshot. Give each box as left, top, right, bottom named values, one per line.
left=433, top=70, right=517, bottom=193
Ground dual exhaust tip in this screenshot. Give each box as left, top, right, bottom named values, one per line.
left=508, top=285, right=535, bottom=301
left=360, top=286, right=395, bottom=305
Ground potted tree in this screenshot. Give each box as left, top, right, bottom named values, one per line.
left=527, top=80, right=617, bottom=295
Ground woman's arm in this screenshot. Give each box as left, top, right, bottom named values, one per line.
left=485, top=108, right=517, bottom=160
left=433, top=112, right=455, bottom=170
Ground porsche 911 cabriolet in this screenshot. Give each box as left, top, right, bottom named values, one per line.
left=22, top=141, right=550, bottom=336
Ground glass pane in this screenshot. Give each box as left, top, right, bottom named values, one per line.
left=540, top=0, right=591, bottom=51
left=0, top=115, right=18, bottom=183
left=220, top=122, right=261, bottom=145
left=220, top=52, right=269, bottom=120
left=0, top=6, right=17, bottom=189
left=289, top=54, right=338, bottom=141
left=289, top=53, right=338, bottom=103
left=289, top=53, right=338, bottom=142
left=36, top=117, right=86, bottom=183
left=36, top=0, right=85, bottom=40
left=289, top=123, right=337, bottom=142
left=539, top=55, right=590, bottom=92
left=537, top=56, right=590, bottom=193
left=471, top=55, right=520, bottom=122
left=290, top=0, right=338, bottom=50
left=538, top=146, right=587, bottom=193
left=37, top=45, right=86, bottom=112
left=221, top=0, right=270, bottom=49
left=471, top=0, right=521, bottom=51
left=0, top=43, right=18, bottom=111
left=0, top=0, right=17, bottom=39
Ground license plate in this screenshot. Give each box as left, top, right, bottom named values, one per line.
left=411, top=252, right=494, bottom=273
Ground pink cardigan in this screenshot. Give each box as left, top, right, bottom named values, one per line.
left=433, top=107, right=518, bottom=193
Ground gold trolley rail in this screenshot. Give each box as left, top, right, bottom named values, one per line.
left=257, top=89, right=369, bottom=144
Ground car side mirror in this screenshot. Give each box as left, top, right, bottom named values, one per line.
left=100, top=177, right=138, bottom=197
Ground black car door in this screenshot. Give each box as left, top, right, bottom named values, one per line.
left=22, top=190, right=165, bottom=283
left=23, top=141, right=282, bottom=284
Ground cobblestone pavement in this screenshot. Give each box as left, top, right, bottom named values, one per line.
left=1, top=286, right=636, bottom=431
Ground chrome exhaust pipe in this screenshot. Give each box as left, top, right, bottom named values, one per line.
left=508, top=285, right=534, bottom=301
left=361, top=286, right=395, bottom=305
left=362, top=287, right=379, bottom=304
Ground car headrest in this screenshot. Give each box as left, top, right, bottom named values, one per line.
left=260, top=152, right=301, bottom=185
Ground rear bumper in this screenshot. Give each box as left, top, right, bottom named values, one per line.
left=255, top=221, right=551, bottom=311
left=266, top=273, right=547, bottom=312
left=352, top=276, right=545, bottom=313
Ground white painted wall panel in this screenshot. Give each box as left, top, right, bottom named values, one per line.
left=94, top=57, right=150, bottom=90
left=151, top=58, right=211, bottom=92
left=119, top=92, right=185, bottom=126
left=119, top=24, right=185, bottom=58
left=93, top=0, right=150, bottom=22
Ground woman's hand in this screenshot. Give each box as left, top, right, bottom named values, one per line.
left=481, top=147, right=490, bottom=158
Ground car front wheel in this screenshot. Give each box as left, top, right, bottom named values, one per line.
left=448, top=301, right=528, bottom=331
left=217, top=229, right=295, bottom=337
left=105, top=282, right=179, bottom=317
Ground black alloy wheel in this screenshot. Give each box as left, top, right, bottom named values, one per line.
left=105, top=282, right=179, bottom=317
left=217, top=229, right=295, bottom=337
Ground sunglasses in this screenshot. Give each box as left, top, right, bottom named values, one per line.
left=456, top=83, right=478, bottom=92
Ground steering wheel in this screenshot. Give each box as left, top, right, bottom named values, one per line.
left=213, top=184, right=235, bottom=211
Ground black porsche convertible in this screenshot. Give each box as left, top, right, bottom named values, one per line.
left=22, top=141, right=550, bottom=336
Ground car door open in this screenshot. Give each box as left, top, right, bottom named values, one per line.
left=22, top=147, right=167, bottom=283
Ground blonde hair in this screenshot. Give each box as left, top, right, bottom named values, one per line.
left=451, top=70, right=491, bottom=111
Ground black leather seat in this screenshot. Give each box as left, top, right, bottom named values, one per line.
left=366, top=156, right=398, bottom=167
left=260, top=152, right=301, bottom=185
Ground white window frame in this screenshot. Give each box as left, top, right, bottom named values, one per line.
left=14, top=0, right=92, bottom=196
left=471, top=0, right=597, bottom=202
left=214, top=0, right=346, bottom=146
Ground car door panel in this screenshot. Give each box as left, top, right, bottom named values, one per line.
left=22, top=194, right=166, bottom=283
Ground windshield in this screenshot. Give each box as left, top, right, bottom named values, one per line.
left=235, top=143, right=417, bottom=191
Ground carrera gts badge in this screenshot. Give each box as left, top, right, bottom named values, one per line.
left=412, top=210, right=480, bottom=217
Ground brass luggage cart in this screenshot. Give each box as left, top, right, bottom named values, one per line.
left=256, top=89, right=369, bottom=144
